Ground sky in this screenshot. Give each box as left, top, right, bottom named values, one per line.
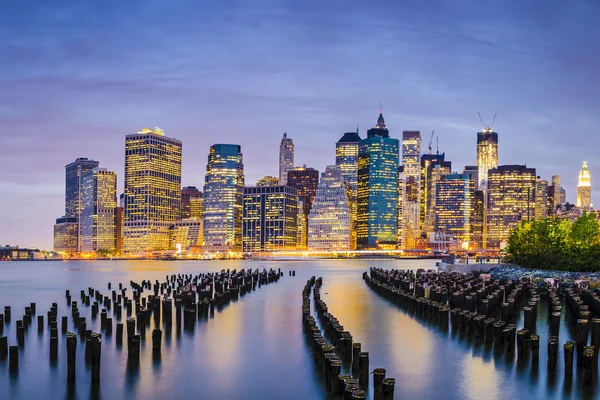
left=1, top=0, right=599, bottom=250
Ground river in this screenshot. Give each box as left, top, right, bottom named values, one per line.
left=0, top=259, right=596, bottom=399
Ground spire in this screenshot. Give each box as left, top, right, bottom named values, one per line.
left=356, top=123, right=359, bottom=134
left=376, top=98, right=386, bottom=129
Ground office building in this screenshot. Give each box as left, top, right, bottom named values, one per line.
left=170, top=218, right=203, bottom=251
left=420, top=153, right=451, bottom=234
left=123, top=127, right=182, bottom=253
left=307, top=166, right=352, bottom=251
left=402, top=131, right=421, bottom=242
left=203, top=144, right=245, bottom=252
left=65, top=157, right=99, bottom=251
left=463, top=166, right=479, bottom=190
left=115, top=206, right=124, bottom=255
left=279, top=133, right=294, bottom=185
left=398, top=167, right=407, bottom=249
left=53, top=217, right=79, bottom=254
left=576, top=161, right=592, bottom=212
left=535, top=177, right=548, bottom=219
left=242, top=185, right=297, bottom=252
left=288, top=166, right=319, bottom=250
left=434, top=174, right=474, bottom=244
left=81, top=168, right=117, bottom=253
left=181, top=186, right=204, bottom=220
left=472, top=190, right=485, bottom=250
left=356, top=109, right=399, bottom=249
left=487, top=165, right=536, bottom=248
left=476, top=126, right=499, bottom=194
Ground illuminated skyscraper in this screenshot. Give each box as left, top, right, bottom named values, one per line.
left=535, top=177, right=548, bottom=219
left=181, top=186, right=203, bottom=220
left=476, top=127, right=498, bottom=194
left=487, top=165, right=536, bottom=248
left=203, top=144, right=244, bottom=251
left=576, top=161, right=592, bottom=212
left=472, top=190, right=485, bottom=250
left=115, top=206, right=124, bottom=255
left=53, top=217, right=78, bottom=254
left=397, top=167, right=407, bottom=249
left=463, top=166, right=479, bottom=190
left=402, top=131, right=421, bottom=241
left=65, top=157, right=99, bottom=251
left=336, top=129, right=361, bottom=248
left=357, top=109, right=399, bottom=249
left=288, top=166, right=319, bottom=250
left=307, top=166, right=351, bottom=251
left=257, top=176, right=280, bottom=187
left=81, top=168, right=117, bottom=253
left=420, top=153, right=451, bottom=234
left=279, top=133, right=294, bottom=186
left=123, top=127, right=182, bottom=253
left=242, top=186, right=297, bottom=252
left=435, top=173, right=474, bottom=244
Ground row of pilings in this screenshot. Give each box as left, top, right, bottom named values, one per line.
left=0, top=267, right=285, bottom=384
left=302, top=276, right=395, bottom=399
left=364, top=268, right=600, bottom=385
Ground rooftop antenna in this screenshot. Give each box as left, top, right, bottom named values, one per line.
left=380, top=98, right=383, bottom=113
left=436, top=135, right=439, bottom=155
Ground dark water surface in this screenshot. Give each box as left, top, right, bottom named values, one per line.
left=0, top=260, right=597, bottom=399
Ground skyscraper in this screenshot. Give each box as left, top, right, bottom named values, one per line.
left=472, top=190, right=485, bottom=250
left=535, top=177, right=548, bottom=219
left=65, top=157, right=99, bottom=251
left=307, top=166, right=352, bottom=251
left=576, top=161, right=592, bottom=212
left=336, top=129, right=361, bottom=249
left=181, top=186, right=203, bottom=220
left=398, top=167, right=407, bottom=249
left=279, top=133, right=294, bottom=186
left=435, top=173, right=474, bottom=244
left=242, top=185, right=297, bottom=252
left=203, top=144, right=245, bottom=251
left=476, top=127, right=499, bottom=194
left=402, top=131, right=421, bottom=240
left=357, top=109, right=399, bottom=249
left=420, top=153, right=451, bottom=234
left=487, top=165, right=536, bottom=248
left=80, top=168, right=117, bottom=253
left=123, top=127, right=182, bottom=253
left=463, top=166, right=479, bottom=190
left=288, top=166, right=319, bottom=250
left=170, top=219, right=203, bottom=251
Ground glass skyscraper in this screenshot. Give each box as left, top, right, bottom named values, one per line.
left=203, top=144, right=245, bottom=252
left=476, top=127, right=499, bottom=194
left=402, top=131, right=421, bottom=247
left=81, top=168, right=117, bottom=253
left=242, top=185, right=297, bottom=252
left=420, top=153, right=451, bottom=234
left=53, top=217, right=78, bottom=254
left=307, top=165, right=351, bottom=251
left=434, top=173, right=474, bottom=244
left=288, top=166, right=319, bottom=250
left=64, top=157, right=99, bottom=251
left=123, top=127, right=182, bottom=253
left=357, top=110, right=399, bottom=249
left=487, top=165, right=536, bottom=248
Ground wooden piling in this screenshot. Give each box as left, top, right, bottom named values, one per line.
left=67, top=333, right=77, bottom=381
left=352, top=342, right=361, bottom=372
left=382, top=378, right=395, bottom=400
left=564, top=341, right=574, bottom=376
left=374, top=368, right=386, bottom=398
left=152, top=329, right=162, bottom=353
left=576, top=319, right=589, bottom=366
left=530, top=334, right=539, bottom=365
left=9, top=346, right=18, bottom=370
left=90, top=333, right=102, bottom=382
left=548, top=336, right=558, bottom=369
left=358, top=352, right=369, bottom=384
left=0, top=336, right=7, bottom=357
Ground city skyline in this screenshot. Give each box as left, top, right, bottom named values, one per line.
left=2, top=1, right=599, bottom=250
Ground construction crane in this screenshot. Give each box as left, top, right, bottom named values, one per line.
left=428, top=130, right=435, bottom=154
left=478, top=112, right=498, bottom=130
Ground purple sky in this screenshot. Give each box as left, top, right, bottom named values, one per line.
left=1, top=0, right=599, bottom=250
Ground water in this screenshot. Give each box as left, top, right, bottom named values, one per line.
left=0, top=259, right=597, bottom=399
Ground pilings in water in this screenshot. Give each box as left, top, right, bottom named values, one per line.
left=302, top=276, right=395, bottom=399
